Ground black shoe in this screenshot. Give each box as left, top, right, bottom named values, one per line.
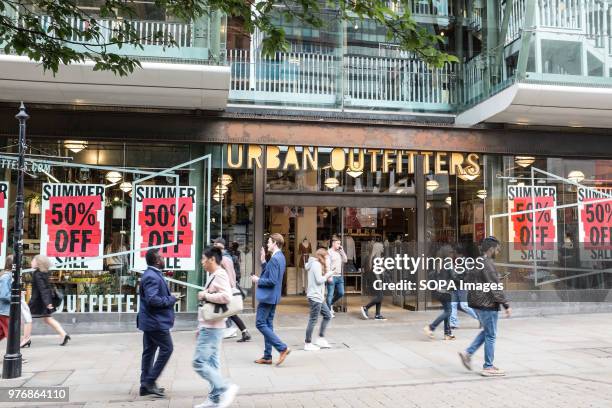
left=237, top=330, right=251, bottom=343
left=21, top=340, right=32, bottom=348
left=60, top=334, right=71, bottom=346
left=374, top=315, right=387, bottom=321
left=139, top=384, right=165, bottom=397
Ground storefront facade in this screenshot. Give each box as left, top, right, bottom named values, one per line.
left=1, top=106, right=611, bottom=317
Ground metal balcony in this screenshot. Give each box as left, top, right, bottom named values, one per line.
left=0, top=15, right=230, bottom=110
left=228, top=50, right=457, bottom=113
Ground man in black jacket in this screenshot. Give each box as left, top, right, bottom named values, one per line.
left=459, top=237, right=511, bottom=377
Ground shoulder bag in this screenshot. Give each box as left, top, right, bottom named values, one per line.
left=198, top=276, right=244, bottom=321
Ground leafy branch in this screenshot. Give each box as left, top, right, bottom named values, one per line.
left=0, top=0, right=454, bottom=77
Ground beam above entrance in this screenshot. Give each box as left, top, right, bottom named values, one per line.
left=265, top=192, right=416, bottom=208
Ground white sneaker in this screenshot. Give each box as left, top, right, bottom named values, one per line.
left=223, top=328, right=238, bottom=339
left=218, top=384, right=239, bottom=408
left=194, top=398, right=218, bottom=408
left=304, top=342, right=320, bottom=351
left=315, top=337, right=332, bottom=349
left=330, top=309, right=336, bottom=318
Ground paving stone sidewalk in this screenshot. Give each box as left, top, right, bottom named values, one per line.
left=1, top=311, right=612, bottom=407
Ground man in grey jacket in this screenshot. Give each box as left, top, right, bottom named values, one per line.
left=459, top=236, right=512, bottom=377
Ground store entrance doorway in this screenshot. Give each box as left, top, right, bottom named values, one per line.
left=264, top=195, right=418, bottom=311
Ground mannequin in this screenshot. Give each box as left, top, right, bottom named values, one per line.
left=343, top=235, right=356, bottom=261
left=299, top=237, right=312, bottom=295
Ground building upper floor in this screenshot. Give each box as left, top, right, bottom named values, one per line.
left=2, top=0, right=612, bottom=127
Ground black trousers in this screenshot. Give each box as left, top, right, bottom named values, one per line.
left=230, top=315, right=247, bottom=331
left=364, top=290, right=384, bottom=315
left=140, top=330, right=173, bottom=386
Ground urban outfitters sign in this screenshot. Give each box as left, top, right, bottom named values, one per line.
left=226, top=145, right=481, bottom=177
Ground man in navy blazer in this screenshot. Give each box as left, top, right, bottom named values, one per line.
left=137, top=249, right=176, bottom=397
left=252, top=233, right=291, bottom=366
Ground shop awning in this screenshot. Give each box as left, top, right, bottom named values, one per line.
left=456, top=82, right=612, bottom=129
left=0, top=55, right=230, bottom=110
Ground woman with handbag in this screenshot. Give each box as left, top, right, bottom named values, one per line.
left=193, top=246, right=239, bottom=408
left=28, top=255, right=70, bottom=346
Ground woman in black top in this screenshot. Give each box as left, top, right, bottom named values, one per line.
left=29, top=255, right=70, bottom=346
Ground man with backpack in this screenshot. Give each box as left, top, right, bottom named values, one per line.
left=459, top=236, right=511, bottom=377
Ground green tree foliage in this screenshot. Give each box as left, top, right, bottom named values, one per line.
left=0, top=0, right=456, bottom=76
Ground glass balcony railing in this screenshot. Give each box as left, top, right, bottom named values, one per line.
left=389, top=0, right=453, bottom=17
left=6, top=0, right=612, bottom=115
left=525, top=0, right=612, bottom=84
left=0, top=12, right=222, bottom=65
left=228, top=49, right=457, bottom=112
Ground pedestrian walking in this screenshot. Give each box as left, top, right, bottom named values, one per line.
left=137, top=249, right=176, bottom=397
left=193, top=246, right=239, bottom=408
left=252, top=233, right=291, bottom=366
left=326, top=237, right=347, bottom=316
left=304, top=248, right=334, bottom=351
left=449, top=246, right=479, bottom=329
left=0, top=262, right=11, bottom=342
left=424, top=245, right=456, bottom=340
left=213, top=238, right=251, bottom=342
left=2, top=255, right=33, bottom=348
left=360, top=246, right=387, bottom=321
left=28, top=255, right=70, bottom=346
left=459, top=236, right=511, bottom=377
left=20, top=297, right=32, bottom=348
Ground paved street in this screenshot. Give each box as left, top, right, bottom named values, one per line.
left=2, top=310, right=612, bottom=407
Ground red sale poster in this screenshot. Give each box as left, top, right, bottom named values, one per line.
left=133, top=185, right=197, bottom=270
left=507, top=185, right=558, bottom=262
left=577, top=187, right=612, bottom=262
left=0, top=183, right=8, bottom=269
left=40, top=184, right=105, bottom=270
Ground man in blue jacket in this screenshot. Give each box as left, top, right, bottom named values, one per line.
left=252, top=233, right=291, bottom=366
left=137, top=249, right=176, bottom=397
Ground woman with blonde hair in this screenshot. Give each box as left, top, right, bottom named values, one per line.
left=28, top=255, right=70, bottom=346
left=304, top=248, right=334, bottom=351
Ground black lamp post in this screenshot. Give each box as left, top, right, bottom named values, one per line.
left=3, top=102, right=28, bottom=379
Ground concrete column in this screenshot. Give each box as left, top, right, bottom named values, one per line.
left=186, top=145, right=206, bottom=311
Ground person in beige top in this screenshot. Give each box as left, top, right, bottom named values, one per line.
left=326, top=237, right=347, bottom=316
left=193, top=246, right=239, bottom=408
left=213, top=238, right=251, bottom=342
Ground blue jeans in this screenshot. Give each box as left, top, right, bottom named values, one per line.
left=141, top=330, right=173, bottom=386
left=429, top=299, right=452, bottom=335
left=326, top=276, right=345, bottom=308
left=466, top=309, right=499, bottom=369
left=255, top=302, right=287, bottom=360
left=192, top=327, right=228, bottom=403
left=450, top=290, right=478, bottom=327
left=305, top=299, right=332, bottom=343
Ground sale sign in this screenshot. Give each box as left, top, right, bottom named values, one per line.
left=0, top=183, right=9, bottom=269
left=41, top=183, right=105, bottom=270
left=577, top=187, right=612, bottom=261
left=133, top=185, right=197, bottom=271
left=508, top=185, right=558, bottom=262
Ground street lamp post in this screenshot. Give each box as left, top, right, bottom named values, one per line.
left=3, top=102, right=28, bottom=379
